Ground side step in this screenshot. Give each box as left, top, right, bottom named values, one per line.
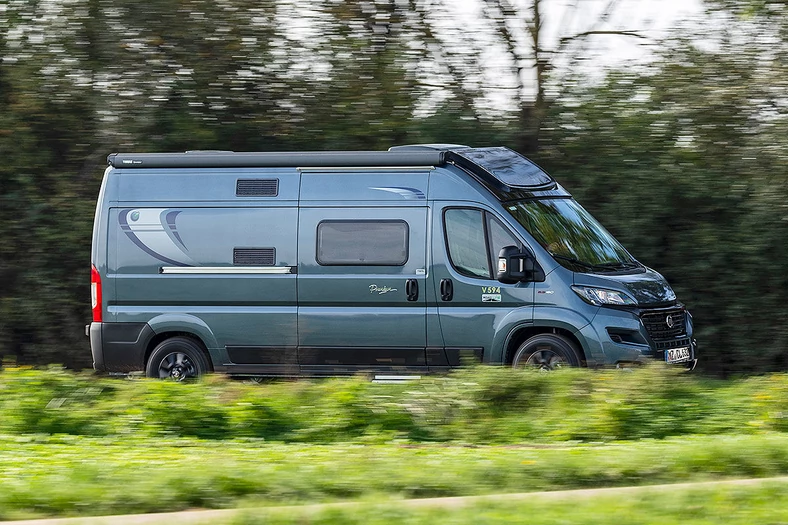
left=372, top=375, right=422, bottom=384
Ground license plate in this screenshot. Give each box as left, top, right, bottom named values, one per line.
left=665, top=346, right=691, bottom=364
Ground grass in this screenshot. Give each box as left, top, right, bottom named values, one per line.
left=226, top=481, right=788, bottom=525
left=1, top=434, right=788, bottom=520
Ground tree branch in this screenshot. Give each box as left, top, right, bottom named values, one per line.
left=481, top=0, right=526, bottom=94
left=410, top=0, right=482, bottom=115
left=559, top=30, right=648, bottom=45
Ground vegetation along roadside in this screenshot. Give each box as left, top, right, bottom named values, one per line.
left=0, top=366, right=787, bottom=519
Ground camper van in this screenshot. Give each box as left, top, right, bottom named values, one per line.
left=87, top=145, right=697, bottom=379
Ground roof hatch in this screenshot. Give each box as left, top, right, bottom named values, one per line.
left=446, top=147, right=555, bottom=191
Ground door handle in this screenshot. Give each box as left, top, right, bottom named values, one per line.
left=440, top=278, right=453, bottom=301
left=406, top=279, right=419, bottom=301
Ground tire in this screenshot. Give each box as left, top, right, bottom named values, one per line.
left=511, top=333, right=582, bottom=371
left=146, top=337, right=211, bottom=380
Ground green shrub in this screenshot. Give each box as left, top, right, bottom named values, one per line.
left=134, top=380, right=231, bottom=439
left=1, top=366, right=787, bottom=442
left=0, top=367, right=113, bottom=435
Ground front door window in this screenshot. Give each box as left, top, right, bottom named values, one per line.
left=444, top=208, right=490, bottom=278
left=444, top=208, right=522, bottom=279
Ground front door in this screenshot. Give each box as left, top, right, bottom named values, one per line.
left=297, top=207, right=428, bottom=375
left=432, top=204, right=534, bottom=366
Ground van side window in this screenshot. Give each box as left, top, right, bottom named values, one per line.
left=317, top=220, right=409, bottom=266
left=487, top=215, right=523, bottom=267
left=444, top=208, right=522, bottom=279
left=444, top=209, right=491, bottom=278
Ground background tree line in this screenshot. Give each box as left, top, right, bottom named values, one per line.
left=0, top=0, right=785, bottom=375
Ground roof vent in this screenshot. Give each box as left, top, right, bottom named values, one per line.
left=447, top=147, right=554, bottom=190
left=185, top=150, right=234, bottom=154
left=388, top=144, right=470, bottom=152
left=234, top=248, right=275, bottom=266
left=236, top=178, right=279, bottom=197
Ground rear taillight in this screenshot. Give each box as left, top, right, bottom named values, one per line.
left=91, top=264, right=102, bottom=322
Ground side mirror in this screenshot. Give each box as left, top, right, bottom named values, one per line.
left=497, top=245, right=545, bottom=284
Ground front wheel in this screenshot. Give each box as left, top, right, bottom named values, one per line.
left=146, top=337, right=210, bottom=380
left=511, top=333, right=582, bottom=371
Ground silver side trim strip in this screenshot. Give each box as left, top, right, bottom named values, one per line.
left=160, top=266, right=292, bottom=274
left=298, top=166, right=435, bottom=172
left=372, top=375, right=422, bottom=384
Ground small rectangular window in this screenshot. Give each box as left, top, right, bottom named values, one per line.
left=317, top=220, right=409, bottom=266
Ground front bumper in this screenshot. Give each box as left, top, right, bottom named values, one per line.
left=577, top=306, right=697, bottom=368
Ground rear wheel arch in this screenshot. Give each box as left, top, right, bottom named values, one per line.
left=144, top=331, right=214, bottom=373
left=144, top=314, right=218, bottom=370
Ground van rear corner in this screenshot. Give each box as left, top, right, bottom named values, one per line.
left=86, top=322, right=105, bottom=371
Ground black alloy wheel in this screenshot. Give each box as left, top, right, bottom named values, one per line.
left=511, top=333, right=582, bottom=371
left=146, top=337, right=210, bottom=380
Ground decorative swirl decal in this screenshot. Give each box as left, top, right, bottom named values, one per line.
left=369, top=187, right=426, bottom=200
left=119, top=208, right=194, bottom=267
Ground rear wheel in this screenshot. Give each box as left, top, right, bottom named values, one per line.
left=511, top=333, right=582, bottom=371
left=146, top=337, right=210, bottom=380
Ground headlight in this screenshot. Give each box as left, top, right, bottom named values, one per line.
left=571, top=285, right=637, bottom=306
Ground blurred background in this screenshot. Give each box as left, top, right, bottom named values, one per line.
left=0, top=0, right=786, bottom=375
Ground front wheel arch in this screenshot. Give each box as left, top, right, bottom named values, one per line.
left=505, top=327, right=586, bottom=367
left=511, top=333, right=583, bottom=370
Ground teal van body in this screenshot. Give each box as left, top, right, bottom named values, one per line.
left=88, top=145, right=697, bottom=378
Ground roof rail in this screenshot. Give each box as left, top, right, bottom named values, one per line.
left=107, top=151, right=446, bottom=169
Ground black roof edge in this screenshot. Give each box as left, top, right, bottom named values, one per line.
left=107, top=151, right=446, bottom=169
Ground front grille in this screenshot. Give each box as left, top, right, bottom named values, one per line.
left=654, top=337, right=691, bottom=351
left=641, top=308, right=686, bottom=341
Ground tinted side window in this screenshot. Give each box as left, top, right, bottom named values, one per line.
left=487, top=215, right=522, bottom=267
left=317, top=220, right=408, bottom=266
left=444, top=209, right=490, bottom=278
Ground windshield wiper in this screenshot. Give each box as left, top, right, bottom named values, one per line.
left=595, top=261, right=644, bottom=271
left=550, top=254, right=601, bottom=271
left=551, top=255, right=642, bottom=273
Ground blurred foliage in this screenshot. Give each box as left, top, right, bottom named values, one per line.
left=1, top=368, right=788, bottom=519
left=1, top=366, right=788, bottom=442
left=539, top=26, right=788, bottom=375
left=2, top=421, right=788, bottom=517
left=0, top=0, right=785, bottom=373
left=231, top=483, right=788, bottom=525
left=2, top=437, right=788, bottom=522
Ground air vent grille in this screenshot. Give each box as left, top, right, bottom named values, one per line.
left=233, top=248, right=275, bottom=266
left=236, top=179, right=279, bottom=197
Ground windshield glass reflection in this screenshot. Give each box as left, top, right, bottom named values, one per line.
left=506, top=199, right=640, bottom=272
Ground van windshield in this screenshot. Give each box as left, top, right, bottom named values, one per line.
left=505, top=198, right=641, bottom=272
